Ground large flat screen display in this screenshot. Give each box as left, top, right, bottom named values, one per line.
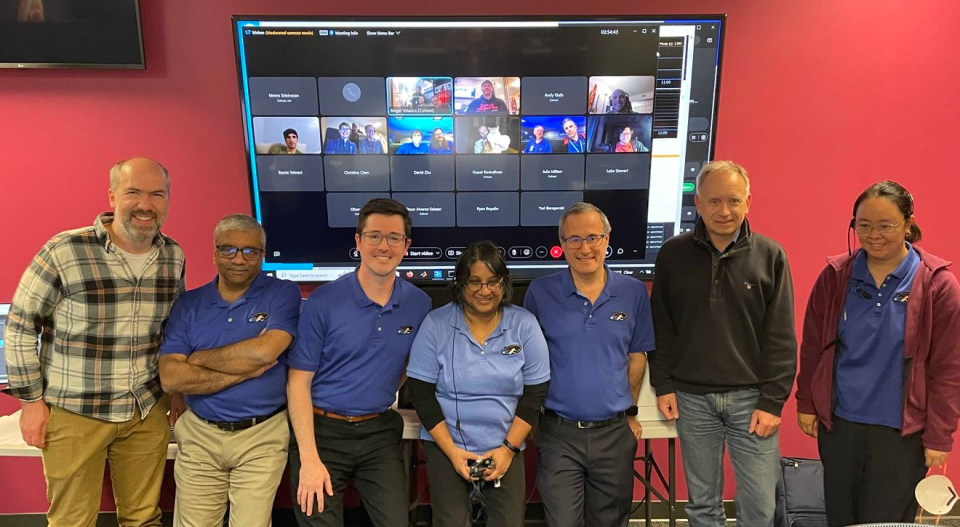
left=233, top=16, right=725, bottom=283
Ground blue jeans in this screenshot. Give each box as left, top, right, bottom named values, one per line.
left=676, top=389, right=780, bottom=527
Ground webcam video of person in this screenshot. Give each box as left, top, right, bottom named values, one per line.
left=387, top=77, right=453, bottom=115
left=587, top=76, right=655, bottom=115
left=454, top=77, right=520, bottom=115
left=388, top=116, right=455, bottom=155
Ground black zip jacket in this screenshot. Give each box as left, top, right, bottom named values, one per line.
left=649, top=218, right=797, bottom=416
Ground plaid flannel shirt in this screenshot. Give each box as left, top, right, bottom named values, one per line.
left=3, top=213, right=185, bottom=421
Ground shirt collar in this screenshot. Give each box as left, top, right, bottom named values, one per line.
left=851, top=242, right=918, bottom=282
left=560, top=265, right=618, bottom=299
left=446, top=303, right=511, bottom=339
left=349, top=271, right=401, bottom=309
left=205, top=271, right=269, bottom=307
left=95, top=212, right=167, bottom=253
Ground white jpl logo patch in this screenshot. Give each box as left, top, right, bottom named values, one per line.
left=397, top=326, right=414, bottom=335
left=609, top=312, right=628, bottom=321
left=248, top=312, right=269, bottom=322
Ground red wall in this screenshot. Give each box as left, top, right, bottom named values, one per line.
left=2, top=0, right=960, bottom=514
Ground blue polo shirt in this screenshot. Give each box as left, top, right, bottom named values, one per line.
left=835, top=244, right=920, bottom=429
left=288, top=272, right=431, bottom=415
left=525, top=267, right=655, bottom=421
left=159, top=273, right=300, bottom=422
left=407, top=303, right=550, bottom=453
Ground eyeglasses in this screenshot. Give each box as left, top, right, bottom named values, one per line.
left=465, top=279, right=504, bottom=293
left=360, top=231, right=407, bottom=247
left=561, top=233, right=608, bottom=249
left=854, top=220, right=904, bottom=235
left=216, top=245, right=263, bottom=260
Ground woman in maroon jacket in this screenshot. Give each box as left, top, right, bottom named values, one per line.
left=795, top=181, right=960, bottom=526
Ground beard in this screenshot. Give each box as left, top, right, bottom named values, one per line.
left=120, top=209, right=161, bottom=244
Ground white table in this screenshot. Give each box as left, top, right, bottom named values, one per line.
left=0, top=408, right=423, bottom=459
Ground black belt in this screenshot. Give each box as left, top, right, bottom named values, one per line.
left=542, top=408, right=625, bottom=429
left=196, top=404, right=286, bottom=432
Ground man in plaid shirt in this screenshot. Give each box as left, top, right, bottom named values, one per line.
left=3, top=157, right=186, bottom=526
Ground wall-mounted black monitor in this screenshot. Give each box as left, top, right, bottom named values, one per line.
left=0, top=0, right=144, bottom=69
left=233, top=16, right=725, bottom=283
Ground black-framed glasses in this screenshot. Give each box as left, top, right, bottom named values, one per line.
left=853, top=220, right=904, bottom=235
left=465, top=279, right=504, bottom=293
left=216, top=245, right=263, bottom=260
left=360, top=231, right=407, bottom=247
left=561, top=233, right=608, bottom=249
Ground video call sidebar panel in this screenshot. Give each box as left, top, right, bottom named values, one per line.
left=237, top=20, right=722, bottom=281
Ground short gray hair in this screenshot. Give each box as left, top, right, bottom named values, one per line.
left=214, top=214, right=266, bottom=248
left=558, top=202, right=612, bottom=239
left=696, top=160, right=750, bottom=195
left=109, top=157, right=170, bottom=191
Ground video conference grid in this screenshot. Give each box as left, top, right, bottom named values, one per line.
left=250, top=75, right=654, bottom=232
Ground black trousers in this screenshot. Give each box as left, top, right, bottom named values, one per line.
left=423, top=440, right=527, bottom=527
left=818, top=415, right=927, bottom=527
left=289, top=409, right=407, bottom=527
left=536, top=416, right=638, bottom=527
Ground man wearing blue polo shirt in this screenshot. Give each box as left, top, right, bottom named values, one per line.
left=159, top=214, right=301, bottom=527
left=287, top=198, right=432, bottom=527
left=525, top=202, right=654, bottom=527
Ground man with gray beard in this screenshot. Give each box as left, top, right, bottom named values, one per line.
left=3, top=157, right=186, bottom=526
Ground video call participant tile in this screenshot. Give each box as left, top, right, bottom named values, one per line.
left=256, top=156, right=324, bottom=192
left=318, top=77, right=387, bottom=116
left=386, top=77, right=454, bottom=116
left=455, top=155, right=519, bottom=191
left=253, top=117, right=322, bottom=154
left=454, top=77, right=520, bottom=115
left=521, top=192, right=584, bottom=227
left=327, top=192, right=391, bottom=228
left=248, top=77, right=320, bottom=116
left=585, top=154, right=651, bottom=190
left=391, top=192, right=456, bottom=227
left=323, top=156, right=390, bottom=192
left=587, top=76, right=656, bottom=115
left=455, top=116, right=521, bottom=154
left=390, top=156, right=455, bottom=192
left=586, top=115, right=653, bottom=153
left=520, top=155, right=584, bottom=191
left=520, top=77, right=588, bottom=115
left=456, top=193, right=519, bottom=227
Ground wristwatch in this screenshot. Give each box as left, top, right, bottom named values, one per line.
left=625, top=405, right=639, bottom=416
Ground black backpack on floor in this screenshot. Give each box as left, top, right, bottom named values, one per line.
left=775, top=457, right=829, bottom=527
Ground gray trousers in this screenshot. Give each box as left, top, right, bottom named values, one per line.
left=536, top=415, right=638, bottom=527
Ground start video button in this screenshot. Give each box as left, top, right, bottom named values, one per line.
left=405, top=247, right=442, bottom=259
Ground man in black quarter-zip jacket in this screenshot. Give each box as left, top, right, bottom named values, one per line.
left=649, top=160, right=797, bottom=527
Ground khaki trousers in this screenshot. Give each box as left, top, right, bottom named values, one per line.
left=41, top=396, right=171, bottom=527
left=173, top=409, right=289, bottom=527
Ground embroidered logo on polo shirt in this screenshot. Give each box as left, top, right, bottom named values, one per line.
left=397, top=326, right=414, bottom=335
left=609, top=312, right=628, bottom=321
left=502, top=344, right=522, bottom=355
left=248, top=312, right=269, bottom=322
left=893, top=292, right=909, bottom=303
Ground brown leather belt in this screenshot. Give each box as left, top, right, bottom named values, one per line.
left=313, top=406, right=383, bottom=423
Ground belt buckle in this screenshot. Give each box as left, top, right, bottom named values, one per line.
left=346, top=415, right=360, bottom=423
left=576, top=420, right=587, bottom=429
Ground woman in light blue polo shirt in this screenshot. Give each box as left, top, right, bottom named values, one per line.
left=407, top=241, right=550, bottom=526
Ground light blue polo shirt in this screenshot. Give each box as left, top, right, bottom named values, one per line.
left=835, top=243, right=920, bottom=429
left=407, top=303, right=550, bottom=453
left=525, top=267, right=655, bottom=421
left=159, top=273, right=300, bottom=422
left=288, top=272, right=431, bottom=416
